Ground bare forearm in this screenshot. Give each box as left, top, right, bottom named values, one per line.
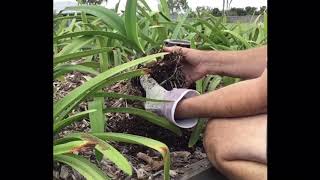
left=175, top=69, right=267, bottom=119
left=201, top=46, right=267, bottom=79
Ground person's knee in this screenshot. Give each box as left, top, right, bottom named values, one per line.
left=203, top=116, right=267, bottom=180
left=203, top=119, right=229, bottom=169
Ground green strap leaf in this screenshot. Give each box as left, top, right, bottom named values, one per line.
left=54, top=70, right=146, bottom=122
left=54, top=31, right=140, bottom=51
left=159, top=0, right=170, bottom=17
left=104, top=107, right=182, bottom=136
left=54, top=140, right=96, bottom=156
left=54, top=109, right=97, bottom=133
left=171, top=11, right=189, bottom=39
left=138, top=0, right=152, bottom=11
left=66, top=133, right=132, bottom=175
left=54, top=52, right=167, bottom=120
left=88, top=98, right=105, bottom=133
left=92, top=92, right=172, bottom=102
left=125, top=0, right=144, bottom=53
left=65, top=5, right=126, bottom=35
left=54, top=154, right=110, bottom=180
left=54, top=70, right=144, bottom=122
left=223, top=30, right=251, bottom=48
left=56, top=36, right=94, bottom=57
left=54, top=48, right=112, bottom=66
left=92, top=132, right=171, bottom=180
left=54, top=64, right=99, bottom=79
left=208, top=76, right=222, bottom=91
left=188, top=118, right=207, bottom=147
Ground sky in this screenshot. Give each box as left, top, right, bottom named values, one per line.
left=54, top=0, right=267, bottom=12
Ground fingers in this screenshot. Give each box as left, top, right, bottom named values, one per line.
left=163, top=46, right=188, bottom=56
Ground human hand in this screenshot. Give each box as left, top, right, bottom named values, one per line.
left=163, top=46, right=209, bottom=86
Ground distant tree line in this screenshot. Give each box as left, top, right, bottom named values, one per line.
left=188, top=6, right=266, bottom=17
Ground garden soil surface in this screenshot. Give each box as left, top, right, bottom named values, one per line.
left=53, top=53, right=213, bottom=180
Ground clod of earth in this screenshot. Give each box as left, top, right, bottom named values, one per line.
left=132, top=51, right=196, bottom=94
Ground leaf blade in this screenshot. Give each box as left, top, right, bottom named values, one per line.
left=125, top=0, right=144, bottom=53
left=66, top=133, right=132, bottom=175
left=54, top=109, right=97, bottom=133
left=92, top=132, right=171, bottom=180
left=54, top=154, right=109, bottom=180
left=65, top=5, right=126, bottom=35
left=104, top=107, right=182, bottom=136
left=54, top=52, right=168, bottom=120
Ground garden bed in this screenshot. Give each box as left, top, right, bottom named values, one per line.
left=53, top=53, right=222, bottom=179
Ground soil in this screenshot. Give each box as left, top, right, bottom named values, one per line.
left=53, top=53, right=210, bottom=180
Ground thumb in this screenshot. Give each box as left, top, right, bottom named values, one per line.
left=163, top=46, right=188, bottom=56
left=163, top=46, right=176, bottom=52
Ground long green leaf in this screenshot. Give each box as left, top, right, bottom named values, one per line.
left=54, top=31, right=140, bottom=51
left=54, top=31, right=126, bottom=43
left=54, top=109, right=97, bottom=133
left=112, top=48, right=121, bottom=66
left=139, top=32, right=158, bottom=46
left=196, top=18, right=230, bottom=46
left=137, top=5, right=151, bottom=21
left=54, top=70, right=145, bottom=122
left=54, top=64, right=99, bottom=79
left=65, top=6, right=126, bottom=35
left=252, top=28, right=260, bottom=42
left=159, top=11, right=171, bottom=22
left=196, top=78, right=203, bottom=93
left=188, top=118, right=207, bottom=147
left=96, top=39, right=109, bottom=71
left=54, top=48, right=112, bottom=65
left=66, top=133, right=132, bottom=175
left=54, top=52, right=168, bottom=119
left=125, top=0, right=144, bottom=53
left=159, top=0, right=170, bottom=17
left=54, top=154, right=109, bottom=180
left=202, top=75, right=214, bottom=92
left=103, top=107, right=182, bottom=136
left=78, top=62, right=100, bottom=69
left=88, top=98, right=105, bottom=133
left=171, top=11, right=189, bottom=39
left=93, top=92, right=172, bottom=102
left=54, top=140, right=96, bottom=155
left=223, top=30, right=251, bottom=48
left=138, top=0, right=151, bottom=11
left=92, top=132, right=170, bottom=180
left=208, top=76, right=222, bottom=91
left=57, top=36, right=94, bottom=57
left=183, top=24, right=216, bottom=45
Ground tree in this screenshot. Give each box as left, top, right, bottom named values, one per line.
left=212, top=8, right=222, bottom=16
left=167, top=0, right=190, bottom=14
left=193, top=7, right=222, bottom=17
left=245, top=6, right=257, bottom=15
left=259, top=6, right=267, bottom=14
